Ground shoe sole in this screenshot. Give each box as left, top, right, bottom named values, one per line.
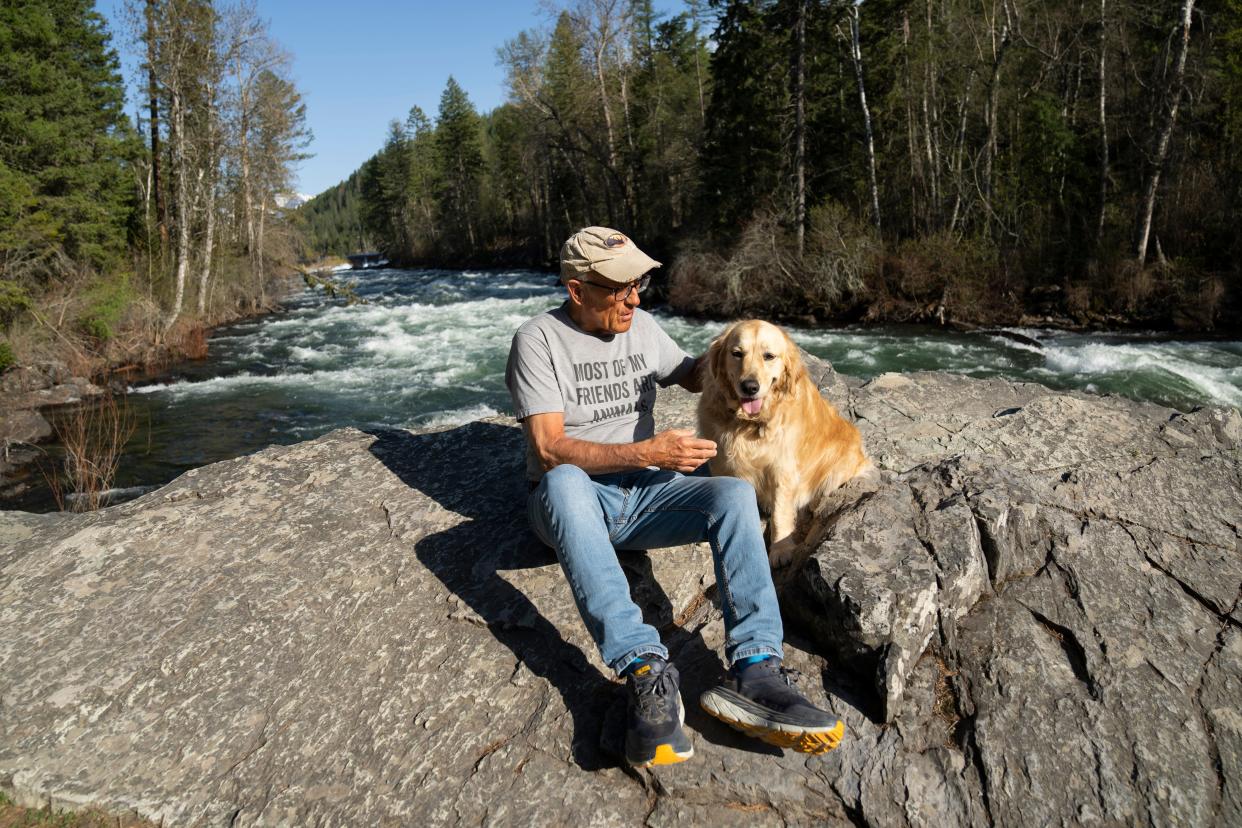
left=626, top=692, right=695, bottom=768
left=699, top=691, right=844, bottom=755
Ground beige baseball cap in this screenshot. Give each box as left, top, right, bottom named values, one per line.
left=559, top=227, right=661, bottom=286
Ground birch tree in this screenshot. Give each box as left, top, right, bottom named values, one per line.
left=1134, top=0, right=1195, bottom=264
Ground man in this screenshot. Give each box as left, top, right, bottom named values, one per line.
left=505, top=227, right=843, bottom=768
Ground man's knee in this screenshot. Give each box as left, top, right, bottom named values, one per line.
left=709, top=476, right=760, bottom=514
left=541, top=463, right=591, bottom=493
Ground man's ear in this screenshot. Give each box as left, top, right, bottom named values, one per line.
left=565, top=278, right=584, bottom=306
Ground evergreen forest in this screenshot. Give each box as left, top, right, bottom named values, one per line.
left=299, top=0, right=1242, bottom=329
left=0, top=0, right=309, bottom=374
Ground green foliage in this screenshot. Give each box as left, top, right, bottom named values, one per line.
left=0, top=340, right=14, bottom=372
left=0, top=0, right=137, bottom=282
left=77, top=273, right=134, bottom=341
left=302, top=0, right=1242, bottom=327
left=298, top=167, right=370, bottom=258
left=435, top=77, right=484, bottom=255
left=698, top=1, right=787, bottom=231
left=0, top=279, right=33, bottom=328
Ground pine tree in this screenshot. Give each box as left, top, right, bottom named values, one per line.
left=0, top=0, right=137, bottom=282
left=435, top=77, right=484, bottom=253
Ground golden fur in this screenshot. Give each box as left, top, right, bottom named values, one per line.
left=697, top=320, right=875, bottom=567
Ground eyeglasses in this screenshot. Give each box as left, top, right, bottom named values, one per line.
left=576, top=272, right=651, bottom=302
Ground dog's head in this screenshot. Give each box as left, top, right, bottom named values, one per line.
left=706, top=319, right=807, bottom=421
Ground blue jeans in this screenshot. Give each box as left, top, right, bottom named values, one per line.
left=527, top=464, right=784, bottom=676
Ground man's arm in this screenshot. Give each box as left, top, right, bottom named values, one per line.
left=524, top=411, right=716, bottom=475
left=676, top=354, right=705, bottom=393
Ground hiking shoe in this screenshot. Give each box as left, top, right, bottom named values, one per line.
left=624, top=657, right=694, bottom=767
left=700, top=657, right=844, bottom=754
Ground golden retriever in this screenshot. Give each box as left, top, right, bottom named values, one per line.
left=698, top=320, right=875, bottom=567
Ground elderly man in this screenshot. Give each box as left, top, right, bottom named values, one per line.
left=505, top=227, right=843, bottom=767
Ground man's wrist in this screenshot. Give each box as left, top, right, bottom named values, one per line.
left=630, top=439, right=651, bottom=469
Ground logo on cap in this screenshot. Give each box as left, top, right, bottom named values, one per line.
left=604, top=233, right=627, bottom=249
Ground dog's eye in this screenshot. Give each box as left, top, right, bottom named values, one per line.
left=731, top=350, right=744, bottom=358
left=763, top=353, right=776, bottom=361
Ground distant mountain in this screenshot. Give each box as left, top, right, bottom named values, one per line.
left=274, top=192, right=312, bottom=209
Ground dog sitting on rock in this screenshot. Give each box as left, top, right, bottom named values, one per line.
left=697, top=319, right=876, bottom=567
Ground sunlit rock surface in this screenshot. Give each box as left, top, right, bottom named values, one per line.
left=2, top=358, right=1239, bottom=826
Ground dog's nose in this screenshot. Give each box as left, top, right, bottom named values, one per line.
left=739, top=379, right=760, bottom=397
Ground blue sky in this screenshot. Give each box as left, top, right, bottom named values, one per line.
left=95, top=0, right=691, bottom=197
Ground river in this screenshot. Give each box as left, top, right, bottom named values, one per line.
left=19, top=267, right=1242, bottom=511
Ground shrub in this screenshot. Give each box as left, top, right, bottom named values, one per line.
left=77, top=274, right=135, bottom=342
left=0, top=340, right=14, bottom=372
left=668, top=204, right=878, bottom=319
left=802, top=203, right=879, bottom=314
left=876, top=232, right=1007, bottom=323
left=0, top=278, right=32, bottom=329
left=46, top=391, right=136, bottom=512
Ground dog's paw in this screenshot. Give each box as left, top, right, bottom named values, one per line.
left=768, top=538, right=797, bottom=568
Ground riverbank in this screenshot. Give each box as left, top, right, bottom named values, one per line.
left=389, top=242, right=1239, bottom=336
left=663, top=217, right=1239, bottom=335
left=0, top=270, right=305, bottom=507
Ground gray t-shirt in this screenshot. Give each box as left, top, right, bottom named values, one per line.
left=506, top=303, right=696, bottom=481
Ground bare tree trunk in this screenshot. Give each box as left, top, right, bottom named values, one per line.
left=240, top=113, right=254, bottom=267
left=902, top=12, right=920, bottom=228
left=165, top=87, right=190, bottom=331
left=848, top=6, right=882, bottom=233
left=690, top=0, right=707, bottom=124
left=949, top=71, right=975, bottom=233
left=582, top=1, right=626, bottom=226
left=146, top=0, right=166, bottom=247
left=1135, top=0, right=1194, bottom=264
left=923, top=0, right=941, bottom=220
left=982, top=3, right=1012, bottom=230
left=1096, top=0, right=1109, bottom=245
left=197, top=181, right=216, bottom=316
left=256, top=190, right=267, bottom=301
left=792, top=0, right=807, bottom=257
left=618, top=66, right=637, bottom=229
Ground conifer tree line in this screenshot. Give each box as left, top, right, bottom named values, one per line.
left=303, top=0, right=1241, bottom=328
left=0, top=0, right=308, bottom=372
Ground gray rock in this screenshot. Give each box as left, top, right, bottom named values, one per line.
left=0, top=409, right=53, bottom=445
left=0, top=361, right=1239, bottom=827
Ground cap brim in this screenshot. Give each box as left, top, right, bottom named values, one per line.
left=592, top=247, right=662, bottom=285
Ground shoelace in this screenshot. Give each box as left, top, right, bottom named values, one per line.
left=633, top=668, right=675, bottom=716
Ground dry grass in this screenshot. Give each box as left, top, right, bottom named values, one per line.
left=43, top=392, right=136, bottom=512
left=0, top=792, right=152, bottom=828
left=931, top=655, right=963, bottom=748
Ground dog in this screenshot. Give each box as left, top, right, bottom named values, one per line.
left=697, top=319, right=875, bottom=567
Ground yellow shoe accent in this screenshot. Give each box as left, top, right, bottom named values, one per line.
left=702, top=704, right=845, bottom=755
left=649, top=743, right=693, bottom=766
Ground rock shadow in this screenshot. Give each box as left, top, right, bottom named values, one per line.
left=364, top=422, right=870, bottom=764
left=365, top=423, right=616, bottom=770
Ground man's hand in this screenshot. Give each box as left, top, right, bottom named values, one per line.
left=644, top=429, right=717, bottom=473
left=525, top=414, right=716, bottom=475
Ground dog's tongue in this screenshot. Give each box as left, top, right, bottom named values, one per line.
left=741, top=398, right=763, bottom=415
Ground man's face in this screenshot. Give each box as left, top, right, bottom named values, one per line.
left=567, top=274, right=642, bottom=335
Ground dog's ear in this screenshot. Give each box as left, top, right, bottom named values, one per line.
left=774, top=327, right=809, bottom=398
left=706, top=323, right=735, bottom=385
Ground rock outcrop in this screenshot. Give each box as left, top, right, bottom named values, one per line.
left=1, top=361, right=1239, bottom=826
left=1, top=363, right=103, bottom=502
